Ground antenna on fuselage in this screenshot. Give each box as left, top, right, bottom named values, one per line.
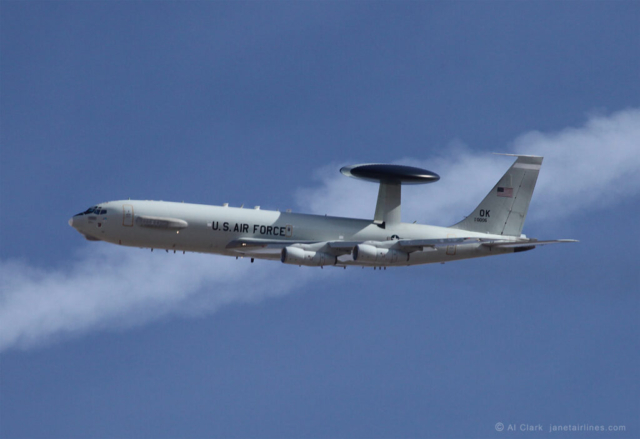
left=340, top=163, right=439, bottom=228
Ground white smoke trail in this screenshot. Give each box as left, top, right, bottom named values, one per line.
left=0, top=245, right=313, bottom=352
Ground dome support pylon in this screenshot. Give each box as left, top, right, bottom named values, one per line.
left=374, top=181, right=401, bottom=228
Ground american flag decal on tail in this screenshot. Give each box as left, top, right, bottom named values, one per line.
left=497, top=187, right=513, bottom=197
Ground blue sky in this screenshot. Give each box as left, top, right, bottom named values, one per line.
left=1, top=2, right=638, bottom=438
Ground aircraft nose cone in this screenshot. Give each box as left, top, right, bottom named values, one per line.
left=68, top=218, right=74, bottom=227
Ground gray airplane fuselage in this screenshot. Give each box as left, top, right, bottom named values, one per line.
left=70, top=200, right=515, bottom=267
left=70, top=156, right=576, bottom=267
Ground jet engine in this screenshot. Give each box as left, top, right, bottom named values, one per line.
left=281, top=246, right=337, bottom=267
left=352, top=244, right=409, bottom=264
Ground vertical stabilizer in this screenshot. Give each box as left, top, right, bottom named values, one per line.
left=449, top=155, right=542, bottom=236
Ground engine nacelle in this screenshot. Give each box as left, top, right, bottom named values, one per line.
left=281, top=246, right=337, bottom=267
left=352, top=244, right=409, bottom=265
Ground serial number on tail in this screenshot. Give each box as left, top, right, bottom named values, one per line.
left=474, top=209, right=491, bottom=222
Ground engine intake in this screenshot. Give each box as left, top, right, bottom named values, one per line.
left=281, top=246, right=337, bottom=267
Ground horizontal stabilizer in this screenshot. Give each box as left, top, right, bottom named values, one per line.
left=492, top=153, right=544, bottom=158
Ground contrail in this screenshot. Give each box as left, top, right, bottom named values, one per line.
left=0, top=246, right=313, bottom=352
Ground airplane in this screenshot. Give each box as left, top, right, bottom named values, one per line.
left=69, top=154, right=577, bottom=268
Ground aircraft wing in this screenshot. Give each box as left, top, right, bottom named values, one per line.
left=397, top=237, right=483, bottom=252
left=481, top=239, right=578, bottom=248
left=225, top=238, right=317, bottom=256
left=225, top=236, right=577, bottom=258
left=224, top=238, right=363, bottom=258
left=226, top=237, right=486, bottom=259
left=327, top=241, right=366, bottom=250
left=226, top=238, right=317, bottom=249
left=399, top=237, right=578, bottom=251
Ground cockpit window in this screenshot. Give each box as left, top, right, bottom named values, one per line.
left=77, top=206, right=101, bottom=216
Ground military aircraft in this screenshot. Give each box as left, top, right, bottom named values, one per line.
left=69, top=154, right=576, bottom=268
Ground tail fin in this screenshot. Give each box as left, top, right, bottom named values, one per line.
left=449, top=154, right=542, bottom=236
